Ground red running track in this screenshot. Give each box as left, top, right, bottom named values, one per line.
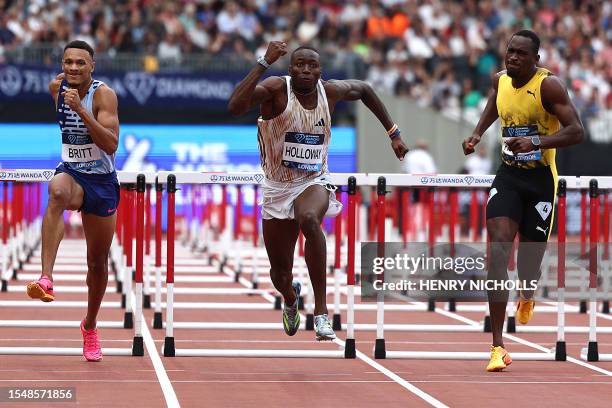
left=1, top=239, right=611, bottom=408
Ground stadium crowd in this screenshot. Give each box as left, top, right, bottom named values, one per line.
left=1, top=0, right=611, bottom=120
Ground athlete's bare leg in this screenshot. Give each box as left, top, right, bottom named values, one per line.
left=81, top=212, right=116, bottom=330
left=263, top=219, right=299, bottom=305
left=41, top=173, right=84, bottom=281
left=516, top=235, right=547, bottom=300
left=294, top=185, right=330, bottom=316
left=487, top=216, right=519, bottom=348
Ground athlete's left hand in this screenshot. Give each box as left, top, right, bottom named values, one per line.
left=61, top=88, right=83, bottom=113
left=391, top=137, right=409, bottom=160
left=505, top=137, right=535, bottom=153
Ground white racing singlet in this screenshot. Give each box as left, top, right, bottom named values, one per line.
left=257, top=76, right=331, bottom=184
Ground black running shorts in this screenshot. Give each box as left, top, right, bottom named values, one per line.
left=486, top=163, right=556, bottom=242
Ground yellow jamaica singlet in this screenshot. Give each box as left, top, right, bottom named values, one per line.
left=496, top=67, right=560, bottom=173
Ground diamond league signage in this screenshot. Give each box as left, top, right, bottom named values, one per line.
left=418, top=175, right=494, bottom=186
left=0, top=64, right=237, bottom=108
left=208, top=173, right=264, bottom=184
left=0, top=64, right=346, bottom=109
left=0, top=169, right=54, bottom=182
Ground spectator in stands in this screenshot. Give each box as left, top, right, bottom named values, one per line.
left=0, top=13, right=16, bottom=47
left=0, top=0, right=610, bottom=120
left=158, top=32, right=181, bottom=63
left=464, top=143, right=491, bottom=175
left=403, top=138, right=437, bottom=175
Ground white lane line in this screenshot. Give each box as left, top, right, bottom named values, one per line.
left=500, top=332, right=612, bottom=376
left=6, top=379, right=598, bottom=385
left=131, top=296, right=180, bottom=407
left=199, top=372, right=353, bottom=376
left=333, top=338, right=449, bottom=408
left=0, top=339, right=131, bottom=343
left=432, top=304, right=612, bottom=377
left=394, top=380, right=612, bottom=385
left=0, top=379, right=162, bottom=383
left=172, top=380, right=612, bottom=385
left=173, top=380, right=394, bottom=383
left=0, top=370, right=119, bottom=373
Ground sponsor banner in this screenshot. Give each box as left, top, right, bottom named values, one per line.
left=207, top=173, right=264, bottom=184
left=0, top=64, right=239, bottom=107
left=0, top=169, right=54, bottom=182
left=0, top=123, right=355, bottom=231
left=0, top=64, right=346, bottom=109
left=417, top=174, right=495, bottom=187
left=157, top=171, right=265, bottom=185
left=0, top=124, right=356, bottom=176
left=369, top=173, right=495, bottom=187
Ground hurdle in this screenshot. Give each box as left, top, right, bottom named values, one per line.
left=366, top=174, right=570, bottom=361
left=1, top=180, right=10, bottom=291
left=490, top=178, right=612, bottom=336
left=358, top=175, right=489, bottom=341
left=148, top=172, right=344, bottom=319
left=0, top=171, right=157, bottom=327
left=0, top=169, right=149, bottom=357
left=157, top=172, right=359, bottom=358
left=1, top=180, right=41, bottom=289
left=538, top=184, right=612, bottom=311
left=581, top=177, right=612, bottom=361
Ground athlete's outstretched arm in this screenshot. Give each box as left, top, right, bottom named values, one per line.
left=62, top=86, right=119, bottom=155
left=325, top=79, right=408, bottom=160
left=228, top=41, right=286, bottom=116
left=463, top=72, right=503, bottom=155
left=506, top=76, right=584, bottom=153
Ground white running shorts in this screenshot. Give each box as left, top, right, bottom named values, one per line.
left=261, top=174, right=343, bottom=220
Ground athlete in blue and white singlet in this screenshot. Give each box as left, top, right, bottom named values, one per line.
left=56, top=77, right=120, bottom=217
left=26, top=40, right=120, bottom=362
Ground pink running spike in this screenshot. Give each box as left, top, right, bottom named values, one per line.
left=80, top=320, right=103, bottom=362
left=26, top=276, right=55, bottom=302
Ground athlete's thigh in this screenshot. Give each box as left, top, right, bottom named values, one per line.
left=486, top=173, right=523, bottom=225
left=293, top=184, right=329, bottom=222
left=48, top=172, right=84, bottom=211
left=81, top=212, right=116, bottom=260
left=262, top=218, right=299, bottom=270
left=519, top=171, right=555, bottom=242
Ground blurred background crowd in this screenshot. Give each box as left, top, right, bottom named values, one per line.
left=1, top=0, right=610, bottom=126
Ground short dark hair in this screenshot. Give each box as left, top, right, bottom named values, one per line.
left=64, top=40, right=94, bottom=58
left=512, top=30, right=540, bottom=55
left=291, top=46, right=320, bottom=59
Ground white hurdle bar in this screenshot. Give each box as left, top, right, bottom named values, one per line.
left=385, top=351, right=556, bottom=360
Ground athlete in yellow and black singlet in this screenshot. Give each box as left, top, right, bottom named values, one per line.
left=490, top=66, right=560, bottom=243
left=498, top=67, right=559, bottom=172
left=462, top=30, right=584, bottom=372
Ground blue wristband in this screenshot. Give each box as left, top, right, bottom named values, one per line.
left=389, top=128, right=401, bottom=140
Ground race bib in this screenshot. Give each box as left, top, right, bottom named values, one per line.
left=62, top=142, right=102, bottom=163
left=282, top=132, right=325, bottom=172
left=502, top=125, right=541, bottom=162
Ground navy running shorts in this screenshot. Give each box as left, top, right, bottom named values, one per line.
left=55, top=163, right=120, bottom=217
